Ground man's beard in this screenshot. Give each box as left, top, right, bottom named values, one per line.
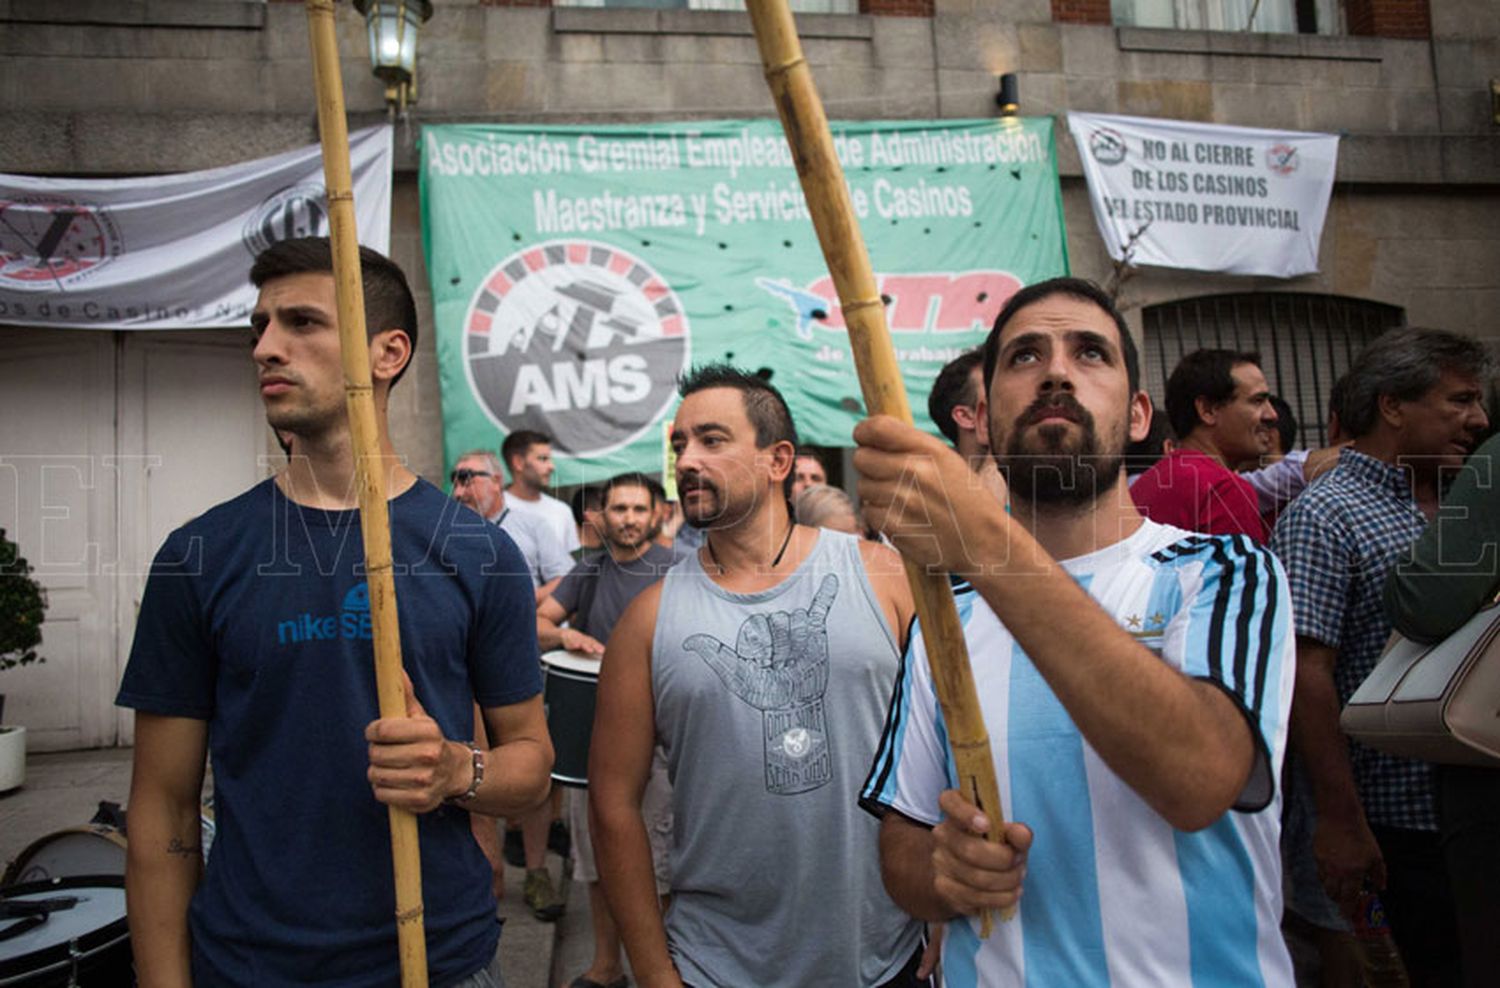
left=523, top=465, right=551, bottom=491
left=678, top=475, right=755, bottom=530
left=604, top=524, right=649, bottom=551
left=680, top=479, right=725, bottom=529
left=999, top=395, right=1124, bottom=509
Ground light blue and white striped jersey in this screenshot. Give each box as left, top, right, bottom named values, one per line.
left=862, top=520, right=1296, bottom=988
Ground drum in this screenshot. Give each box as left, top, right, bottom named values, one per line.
left=542, top=650, right=602, bottom=788
left=1, top=828, right=126, bottom=888
left=0, top=876, right=132, bottom=987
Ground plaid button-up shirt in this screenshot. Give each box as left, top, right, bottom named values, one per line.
left=1271, top=448, right=1435, bottom=831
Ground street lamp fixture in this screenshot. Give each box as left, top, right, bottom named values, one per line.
left=995, top=73, right=1019, bottom=117
left=352, top=0, right=434, bottom=116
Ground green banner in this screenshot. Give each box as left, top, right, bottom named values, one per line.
left=421, top=117, right=1067, bottom=485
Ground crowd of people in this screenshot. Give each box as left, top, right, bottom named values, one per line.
left=117, top=237, right=1495, bottom=988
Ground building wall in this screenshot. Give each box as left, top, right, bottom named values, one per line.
left=1, top=0, right=1496, bottom=483
left=5, top=2, right=1494, bottom=164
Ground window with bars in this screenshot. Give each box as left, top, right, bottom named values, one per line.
left=1141, top=292, right=1404, bottom=448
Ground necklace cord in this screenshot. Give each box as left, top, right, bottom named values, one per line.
left=707, top=517, right=797, bottom=571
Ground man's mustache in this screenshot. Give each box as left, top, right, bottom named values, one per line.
left=678, top=474, right=718, bottom=495
left=1018, top=394, right=1088, bottom=427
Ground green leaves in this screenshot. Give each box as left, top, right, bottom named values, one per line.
left=0, top=528, right=46, bottom=672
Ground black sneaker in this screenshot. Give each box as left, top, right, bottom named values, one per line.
left=548, top=819, right=571, bottom=859
left=502, top=827, right=525, bottom=869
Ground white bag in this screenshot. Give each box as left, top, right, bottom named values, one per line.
left=1340, top=600, right=1500, bottom=767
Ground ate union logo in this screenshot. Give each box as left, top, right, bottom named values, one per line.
left=0, top=197, right=123, bottom=289
left=1089, top=128, right=1128, bottom=167
left=757, top=270, right=1024, bottom=341
left=1266, top=144, right=1300, bottom=176
left=462, top=240, right=690, bottom=458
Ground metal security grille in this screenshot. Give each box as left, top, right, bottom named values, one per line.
left=1142, top=293, right=1404, bottom=448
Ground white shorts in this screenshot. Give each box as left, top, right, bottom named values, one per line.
left=569, top=748, right=672, bottom=895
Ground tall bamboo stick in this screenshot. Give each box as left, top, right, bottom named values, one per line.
left=304, top=2, right=429, bottom=983
left=744, top=0, right=1012, bottom=933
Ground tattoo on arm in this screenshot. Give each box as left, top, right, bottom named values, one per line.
left=167, top=837, right=201, bottom=858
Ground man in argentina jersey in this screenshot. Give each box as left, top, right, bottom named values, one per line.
left=855, top=278, right=1297, bottom=987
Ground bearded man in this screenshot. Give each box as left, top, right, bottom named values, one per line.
left=857, top=277, right=1298, bottom=986
left=589, top=365, right=931, bottom=987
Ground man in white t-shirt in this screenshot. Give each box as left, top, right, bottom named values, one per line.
left=451, top=450, right=572, bottom=597
left=855, top=277, right=1296, bottom=987
left=502, top=430, right=581, bottom=555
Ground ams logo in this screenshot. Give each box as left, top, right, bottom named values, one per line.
left=462, top=240, right=689, bottom=458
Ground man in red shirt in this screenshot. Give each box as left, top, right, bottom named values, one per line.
left=1131, top=349, right=1278, bottom=541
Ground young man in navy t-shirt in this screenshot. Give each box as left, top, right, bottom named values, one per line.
left=117, top=238, right=553, bottom=988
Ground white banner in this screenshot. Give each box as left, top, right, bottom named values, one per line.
left=1067, top=113, right=1338, bottom=278
left=0, top=125, right=392, bottom=329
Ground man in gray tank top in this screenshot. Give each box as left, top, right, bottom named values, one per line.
left=590, top=365, right=929, bottom=988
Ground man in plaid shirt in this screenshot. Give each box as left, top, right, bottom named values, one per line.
left=1272, top=327, right=1489, bottom=983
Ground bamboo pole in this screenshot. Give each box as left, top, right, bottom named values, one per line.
left=744, top=0, right=1012, bottom=933
left=304, top=2, right=429, bottom=983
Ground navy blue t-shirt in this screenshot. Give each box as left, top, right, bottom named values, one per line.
left=117, top=478, right=541, bottom=987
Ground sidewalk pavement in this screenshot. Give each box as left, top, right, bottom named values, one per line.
left=1, top=747, right=570, bottom=988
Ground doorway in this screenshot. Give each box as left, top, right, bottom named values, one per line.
left=0, top=327, right=267, bottom=749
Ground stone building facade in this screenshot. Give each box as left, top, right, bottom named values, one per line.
left=4, top=0, right=1495, bottom=470
left=0, top=0, right=1494, bottom=746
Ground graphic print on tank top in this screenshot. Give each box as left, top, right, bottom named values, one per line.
left=682, top=573, right=839, bottom=795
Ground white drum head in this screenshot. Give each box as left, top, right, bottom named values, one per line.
left=0, top=885, right=127, bottom=955
left=6, top=828, right=127, bottom=885
left=541, top=650, right=602, bottom=677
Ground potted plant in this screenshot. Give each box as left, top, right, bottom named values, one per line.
left=0, top=527, right=46, bottom=792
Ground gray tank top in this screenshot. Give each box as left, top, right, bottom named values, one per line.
left=652, top=530, right=922, bottom=987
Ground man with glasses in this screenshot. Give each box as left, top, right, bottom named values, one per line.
left=450, top=448, right=574, bottom=920
left=452, top=450, right=573, bottom=599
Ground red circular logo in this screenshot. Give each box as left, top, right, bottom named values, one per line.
left=1266, top=144, right=1300, bottom=176
left=0, top=198, right=122, bottom=289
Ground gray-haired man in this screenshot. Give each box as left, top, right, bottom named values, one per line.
left=1272, top=327, right=1490, bottom=984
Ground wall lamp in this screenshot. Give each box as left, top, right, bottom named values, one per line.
left=352, top=0, right=434, bottom=116
left=995, top=73, right=1020, bottom=117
